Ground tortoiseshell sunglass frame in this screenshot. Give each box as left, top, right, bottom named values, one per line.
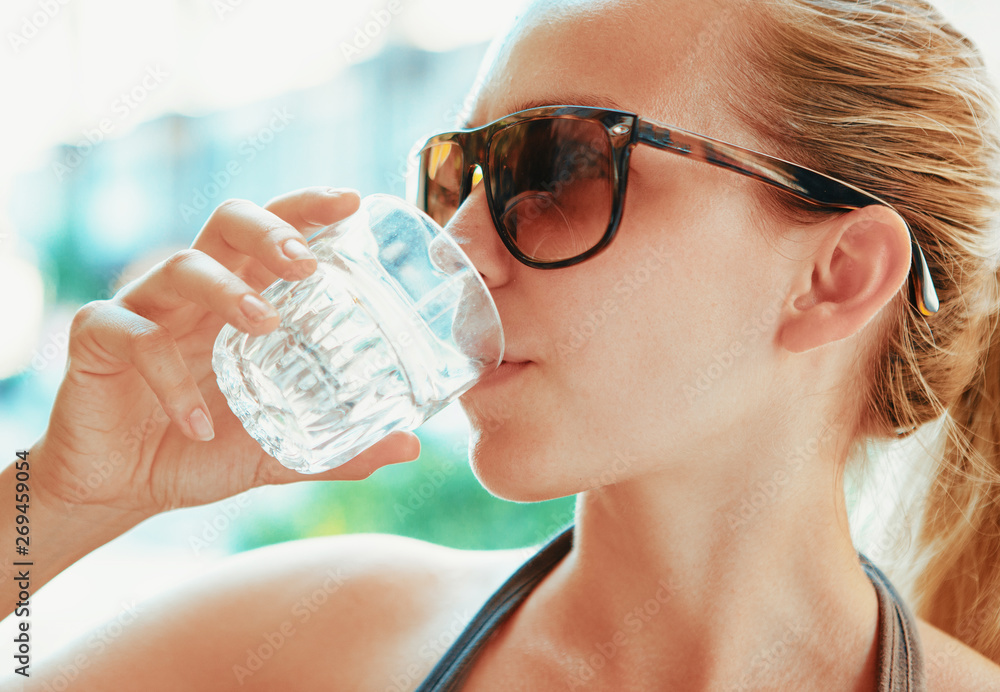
left=410, top=105, right=939, bottom=317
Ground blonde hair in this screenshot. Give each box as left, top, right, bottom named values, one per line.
left=719, top=0, right=1000, bottom=660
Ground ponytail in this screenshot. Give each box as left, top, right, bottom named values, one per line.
left=913, top=282, right=1000, bottom=656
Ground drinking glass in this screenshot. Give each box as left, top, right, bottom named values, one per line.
left=212, top=193, right=504, bottom=474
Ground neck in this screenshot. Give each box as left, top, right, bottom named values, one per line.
left=516, top=423, right=880, bottom=691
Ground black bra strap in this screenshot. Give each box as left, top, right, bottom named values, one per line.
left=413, top=526, right=574, bottom=691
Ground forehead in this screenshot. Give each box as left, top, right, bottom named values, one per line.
left=465, top=0, right=740, bottom=132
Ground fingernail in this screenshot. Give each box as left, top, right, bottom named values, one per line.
left=189, top=408, right=215, bottom=442
left=282, top=238, right=314, bottom=262
left=325, top=187, right=359, bottom=197
left=241, top=294, right=277, bottom=323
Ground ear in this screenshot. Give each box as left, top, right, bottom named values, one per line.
left=777, top=206, right=912, bottom=354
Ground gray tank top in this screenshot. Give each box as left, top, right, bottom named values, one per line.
left=415, top=525, right=926, bottom=691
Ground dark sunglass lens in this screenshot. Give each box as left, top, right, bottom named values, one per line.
left=421, top=141, right=464, bottom=227
left=488, top=118, right=614, bottom=262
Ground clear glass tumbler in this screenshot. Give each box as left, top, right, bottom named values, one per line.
left=212, top=193, right=504, bottom=474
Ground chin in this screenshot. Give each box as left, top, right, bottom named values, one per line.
left=465, top=428, right=580, bottom=503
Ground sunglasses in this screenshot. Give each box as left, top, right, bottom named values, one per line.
left=408, top=104, right=939, bottom=317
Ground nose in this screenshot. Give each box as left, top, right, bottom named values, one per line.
left=446, top=176, right=516, bottom=289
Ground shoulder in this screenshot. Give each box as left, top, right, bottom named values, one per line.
left=918, top=618, right=1000, bottom=692
left=28, top=533, right=534, bottom=692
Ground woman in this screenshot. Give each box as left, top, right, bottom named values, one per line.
left=5, top=0, right=1000, bottom=689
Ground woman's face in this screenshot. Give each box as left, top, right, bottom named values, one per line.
left=454, top=0, right=793, bottom=501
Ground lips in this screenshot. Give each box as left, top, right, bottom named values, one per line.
left=469, top=357, right=532, bottom=392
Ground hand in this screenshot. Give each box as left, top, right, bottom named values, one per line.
left=32, top=187, right=421, bottom=520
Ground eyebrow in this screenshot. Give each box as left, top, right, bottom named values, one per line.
left=461, top=94, right=631, bottom=129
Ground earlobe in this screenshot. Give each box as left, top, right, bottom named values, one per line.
left=777, top=206, right=912, bottom=354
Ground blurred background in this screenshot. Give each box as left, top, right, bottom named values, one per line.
left=0, top=0, right=997, bottom=664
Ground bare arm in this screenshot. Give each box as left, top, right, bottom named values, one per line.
left=0, top=451, right=148, bottom=620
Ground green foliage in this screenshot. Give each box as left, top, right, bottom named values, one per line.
left=229, top=430, right=577, bottom=553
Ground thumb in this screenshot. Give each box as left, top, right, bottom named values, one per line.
left=257, top=431, right=422, bottom=484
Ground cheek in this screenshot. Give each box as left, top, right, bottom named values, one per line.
left=547, top=202, right=774, bottom=440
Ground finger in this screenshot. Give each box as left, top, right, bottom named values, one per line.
left=116, top=249, right=280, bottom=334
left=192, top=198, right=320, bottom=285
left=70, top=301, right=216, bottom=442
left=256, top=431, right=422, bottom=484
left=264, top=186, right=361, bottom=231
left=191, top=189, right=361, bottom=293
left=248, top=188, right=360, bottom=290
